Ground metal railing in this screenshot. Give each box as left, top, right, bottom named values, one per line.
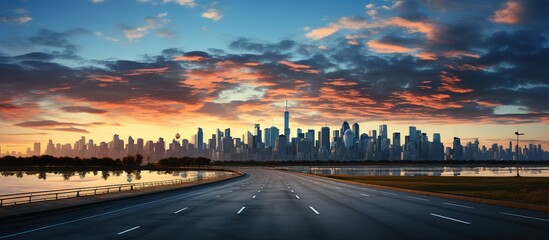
left=0, top=174, right=231, bottom=207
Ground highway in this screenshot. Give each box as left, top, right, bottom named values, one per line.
left=0, top=168, right=547, bottom=239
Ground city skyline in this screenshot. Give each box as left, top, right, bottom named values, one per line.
left=1, top=0, right=548, bottom=153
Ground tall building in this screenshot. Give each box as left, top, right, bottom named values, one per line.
left=306, top=129, right=315, bottom=147
left=379, top=124, right=388, bottom=140
left=127, top=136, right=135, bottom=156
left=196, top=128, right=204, bottom=156
left=284, top=100, right=290, bottom=143
left=33, top=142, right=41, bottom=156
left=254, top=124, right=262, bottom=146
left=392, top=132, right=401, bottom=160
left=320, top=126, right=330, bottom=151
left=352, top=123, right=360, bottom=141
left=341, top=121, right=350, bottom=136
left=409, top=126, right=417, bottom=142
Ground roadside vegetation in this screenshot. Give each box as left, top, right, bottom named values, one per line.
left=323, top=175, right=549, bottom=206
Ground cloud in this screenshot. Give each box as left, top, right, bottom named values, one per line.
left=367, top=40, right=413, bottom=53
left=491, top=1, right=522, bottom=24
left=162, top=0, right=196, bottom=7
left=61, top=106, right=108, bottom=114
left=0, top=15, right=32, bottom=24
left=94, top=31, right=120, bottom=42
left=123, top=12, right=170, bottom=42
left=90, top=0, right=105, bottom=3
left=202, top=8, right=222, bottom=21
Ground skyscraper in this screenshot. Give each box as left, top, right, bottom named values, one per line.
left=352, top=123, right=360, bottom=141
left=197, top=128, right=204, bottom=156
left=33, top=142, right=41, bottom=156
left=341, top=121, right=350, bottom=136
left=264, top=127, right=272, bottom=147
left=284, top=100, right=290, bottom=143
left=379, top=124, right=388, bottom=140
left=392, top=132, right=401, bottom=160
left=254, top=124, right=262, bottom=145
left=320, top=126, right=330, bottom=151
left=306, top=129, right=315, bottom=147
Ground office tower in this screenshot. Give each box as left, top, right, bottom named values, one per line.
left=297, top=128, right=302, bottom=138
left=341, top=121, right=350, bottom=136
left=269, top=126, right=279, bottom=147
left=264, top=127, right=272, bottom=147
left=352, top=123, right=360, bottom=141
left=409, top=126, right=417, bottom=142
left=275, top=134, right=287, bottom=160
left=224, top=128, right=231, bottom=138
left=343, top=129, right=354, bottom=150
left=369, top=130, right=377, bottom=140
left=99, top=142, right=108, bottom=158
left=254, top=124, right=262, bottom=145
left=197, top=128, right=204, bottom=156
left=452, top=137, right=462, bottom=160
left=284, top=100, right=290, bottom=143
left=320, top=126, right=330, bottom=151
left=217, top=129, right=224, bottom=152
left=45, top=140, right=55, bottom=156
left=379, top=124, right=388, bottom=140
left=306, top=129, right=315, bottom=147
left=127, top=136, right=135, bottom=156
left=155, top=138, right=165, bottom=161
left=209, top=134, right=216, bottom=155
left=392, top=132, right=401, bottom=160
left=33, top=142, right=41, bottom=156
left=137, top=138, right=144, bottom=155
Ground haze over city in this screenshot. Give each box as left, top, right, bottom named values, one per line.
left=1, top=0, right=548, bottom=154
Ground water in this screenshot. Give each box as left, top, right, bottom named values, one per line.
left=283, top=166, right=549, bottom=177
left=0, top=170, right=234, bottom=195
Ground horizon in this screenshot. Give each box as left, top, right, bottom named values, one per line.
left=1, top=0, right=548, bottom=153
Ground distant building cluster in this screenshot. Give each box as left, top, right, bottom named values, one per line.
left=2, top=105, right=547, bottom=162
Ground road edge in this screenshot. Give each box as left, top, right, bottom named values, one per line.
left=300, top=172, right=549, bottom=213
left=0, top=169, right=245, bottom=221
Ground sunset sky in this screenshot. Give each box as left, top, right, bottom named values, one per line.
left=1, top=0, right=548, bottom=153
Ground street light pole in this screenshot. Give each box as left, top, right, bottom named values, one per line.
left=514, top=131, right=524, bottom=177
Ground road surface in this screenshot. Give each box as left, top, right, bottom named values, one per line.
left=0, top=168, right=547, bottom=239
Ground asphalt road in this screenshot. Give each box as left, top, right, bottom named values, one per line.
left=0, top=168, right=547, bottom=240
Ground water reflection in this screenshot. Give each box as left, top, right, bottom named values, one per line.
left=285, top=166, right=549, bottom=177
left=0, top=170, right=234, bottom=195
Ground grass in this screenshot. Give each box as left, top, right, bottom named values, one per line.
left=322, top=175, right=549, bottom=206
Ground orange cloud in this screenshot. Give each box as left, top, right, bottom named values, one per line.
left=415, top=52, right=437, bottom=60
left=87, top=74, right=128, bottom=83
left=388, top=17, right=436, bottom=40
left=244, top=62, right=262, bottom=67
left=367, top=40, right=413, bottom=53
left=172, top=55, right=208, bottom=61
left=124, top=67, right=169, bottom=76
left=439, top=71, right=474, bottom=93
left=278, top=60, right=319, bottom=74
left=397, top=91, right=462, bottom=109
left=305, top=24, right=340, bottom=40
left=491, top=1, right=522, bottom=24
left=442, top=51, right=481, bottom=59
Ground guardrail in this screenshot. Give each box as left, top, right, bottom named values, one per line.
left=0, top=173, right=232, bottom=207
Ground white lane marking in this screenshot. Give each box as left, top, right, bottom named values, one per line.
left=430, top=213, right=470, bottom=225
left=237, top=206, right=246, bottom=214
left=0, top=189, right=201, bottom=239
left=117, top=226, right=140, bottom=235
left=288, top=186, right=290, bottom=188
left=363, top=188, right=377, bottom=192
left=216, top=195, right=221, bottom=198
left=295, top=195, right=300, bottom=199
left=309, top=206, right=320, bottom=215
left=291, top=190, right=294, bottom=193
left=335, top=187, right=341, bottom=189
left=499, top=212, right=549, bottom=222
left=261, top=186, right=263, bottom=189
left=258, top=190, right=261, bottom=193
left=360, top=193, right=370, bottom=197
left=173, top=207, right=188, bottom=214
left=229, top=190, right=233, bottom=192
left=380, top=191, right=398, bottom=196
left=406, top=196, right=429, bottom=201
left=443, top=202, right=474, bottom=209
left=252, top=195, right=256, bottom=199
